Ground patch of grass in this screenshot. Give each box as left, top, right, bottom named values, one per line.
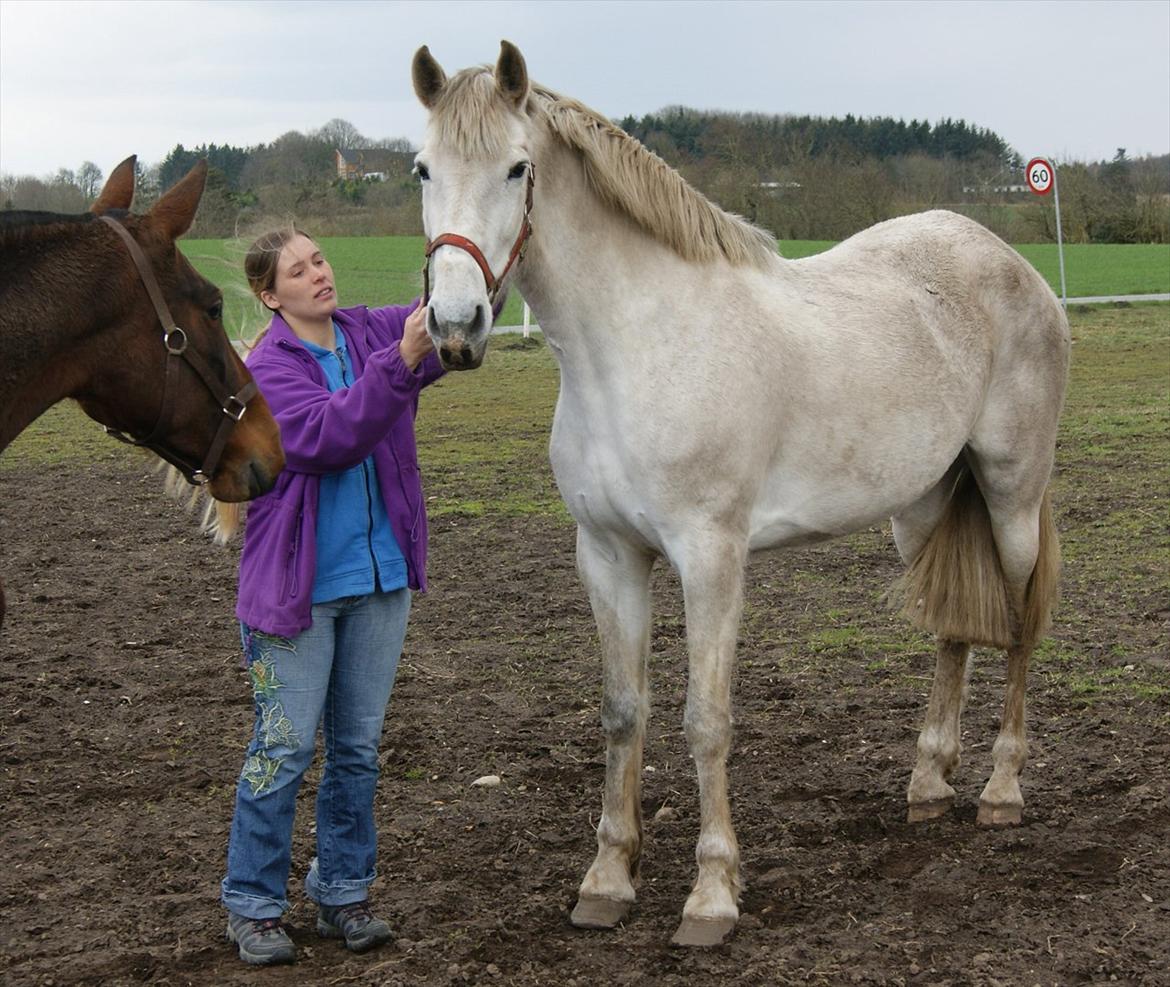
left=0, top=402, right=141, bottom=475
left=775, top=239, right=1170, bottom=296
left=1042, top=663, right=1169, bottom=703
left=1013, top=243, right=1170, bottom=297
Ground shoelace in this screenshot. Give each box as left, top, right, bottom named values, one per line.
left=252, top=918, right=284, bottom=935
left=336, top=902, right=374, bottom=924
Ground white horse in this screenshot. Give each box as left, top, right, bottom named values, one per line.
left=411, top=41, right=1069, bottom=946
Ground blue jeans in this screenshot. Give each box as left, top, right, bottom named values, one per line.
left=220, top=589, right=410, bottom=919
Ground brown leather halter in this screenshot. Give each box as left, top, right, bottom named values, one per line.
left=98, top=214, right=258, bottom=486
left=421, top=164, right=535, bottom=307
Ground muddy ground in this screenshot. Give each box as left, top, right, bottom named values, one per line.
left=1, top=453, right=1167, bottom=987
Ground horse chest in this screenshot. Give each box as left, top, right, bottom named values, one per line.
left=549, top=412, right=673, bottom=547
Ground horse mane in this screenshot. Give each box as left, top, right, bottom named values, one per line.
left=0, top=210, right=97, bottom=229
left=432, top=68, right=778, bottom=270
left=0, top=210, right=104, bottom=252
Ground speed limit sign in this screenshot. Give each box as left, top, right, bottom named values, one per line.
left=1026, top=157, right=1054, bottom=195
left=1025, top=155, right=1066, bottom=307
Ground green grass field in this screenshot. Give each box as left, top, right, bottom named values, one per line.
left=181, top=235, right=1170, bottom=340
left=781, top=240, right=1170, bottom=296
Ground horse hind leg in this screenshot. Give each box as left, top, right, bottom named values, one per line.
left=570, top=527, right=654, bottom=930
left=976, top=484, right=1060, bottom=827
left=895, top=458, right=1059, bottom=827
left=905, top=639, right=971, bottom=821
left=968, top=295, right=1065, bottom=825
left=892, top=463, right=973, bottom=822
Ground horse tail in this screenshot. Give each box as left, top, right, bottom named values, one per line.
left=891, top=469, right=1060, bottom=650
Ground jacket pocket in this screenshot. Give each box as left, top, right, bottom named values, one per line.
left=278, top=510, right=304, bottom=606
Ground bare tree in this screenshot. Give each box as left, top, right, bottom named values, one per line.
left=76, top=161, right=103, bottom=201
left=314, top=118, right=366, bottom=150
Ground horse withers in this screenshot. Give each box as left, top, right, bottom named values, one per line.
left=412, top=42, right=1069, bottom=946
left=0, top=156, right=285, bottom=627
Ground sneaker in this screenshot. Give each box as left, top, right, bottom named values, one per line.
left=226, top=912, right=296, bottom=966
left=317, top=901, right=393, bottom=953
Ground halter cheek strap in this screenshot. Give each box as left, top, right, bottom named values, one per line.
left=421, top=163, right=535, bottom=307
left=97, top=215, right=258, bottom=486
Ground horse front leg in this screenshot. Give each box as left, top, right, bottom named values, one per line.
left=673, top=538, right=746, bottom=947
left=570, top=526, right=654, bottom=930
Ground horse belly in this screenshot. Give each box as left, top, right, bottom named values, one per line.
left=748, top=434, right=962, bottom=551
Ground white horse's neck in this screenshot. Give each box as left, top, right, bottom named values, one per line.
left=515, top=138, right=714, bottom=367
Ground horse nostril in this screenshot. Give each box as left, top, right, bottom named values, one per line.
left=461, top=346, right=473, bottom=364
left=440, top=346, right=452, bottom=363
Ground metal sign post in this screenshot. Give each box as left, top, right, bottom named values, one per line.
left=1026, top=157, right=1067, bottom=308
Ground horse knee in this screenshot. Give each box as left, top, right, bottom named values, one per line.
left=683, top=700, right=732, bottom=761
left=601, top=690, right=646, bottom=744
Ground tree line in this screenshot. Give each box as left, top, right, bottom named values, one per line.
left=3, top=111, right=1167, bottom=243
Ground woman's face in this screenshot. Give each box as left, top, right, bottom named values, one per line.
left=261, top=234, right=337, bottom=322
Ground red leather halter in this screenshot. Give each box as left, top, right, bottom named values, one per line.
left=421, top=164, right=535, bottom=307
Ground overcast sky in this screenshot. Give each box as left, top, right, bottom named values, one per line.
left=1, top=0, right=1167, bottom=179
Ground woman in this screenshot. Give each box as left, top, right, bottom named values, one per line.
left=221, top=228, right=443, bottom=966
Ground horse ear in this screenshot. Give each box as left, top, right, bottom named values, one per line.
left=413, top=45, right=447, bottom=109
left=496, top=40, right=529, bottom=108
left=147, top=159, right=208, bottom=241
left=90, top=155, right=137, bottom=214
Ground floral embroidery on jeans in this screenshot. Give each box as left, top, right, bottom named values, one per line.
left=258, top=700, right=297, bottom=750
left=249, top=657, right=285, bottom=701
left=242, top=751, right=282, bottom=796
left=239, top=628, right=299, bottom=794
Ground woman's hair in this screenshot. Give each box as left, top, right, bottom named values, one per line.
left=244, top=226, right=313, bottom=307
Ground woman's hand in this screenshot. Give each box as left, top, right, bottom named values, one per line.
left=398, top=300, right=434, bottom=371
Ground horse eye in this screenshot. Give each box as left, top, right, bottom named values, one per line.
left=414, top=164, right=430, bottom=181
left=507, top=162, right=528, bottom=181
left=208, top=301, right=224, bottom=321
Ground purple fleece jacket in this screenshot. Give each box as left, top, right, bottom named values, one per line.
left=236, top=303, right=445, bottom=637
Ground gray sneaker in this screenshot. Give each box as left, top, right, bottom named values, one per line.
left=226, top=912, right=296, bottom=965
left=317, top=901, right=393, bottom=953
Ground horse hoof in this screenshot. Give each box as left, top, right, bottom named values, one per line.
left=977, top=801, right=1022, bottom=827
left=907, top=798, right=954, bottom=823
left=570, top=896, right=630, bottom=929
left=671, top=916, right=736, bottom=947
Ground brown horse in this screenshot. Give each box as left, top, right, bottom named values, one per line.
left=0, top=156, right=284, bottom=627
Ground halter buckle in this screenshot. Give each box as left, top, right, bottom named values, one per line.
left=223, top=395, right=248, bottom=422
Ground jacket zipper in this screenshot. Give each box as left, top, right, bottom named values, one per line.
left=388, top=440, right=420, bottom=587
left=280, top=511, right=302, bottom=605
left=337, top=345, right=381, bottom=587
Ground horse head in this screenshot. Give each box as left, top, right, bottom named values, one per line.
left=84, top=158, right=284, bottom=502
left=412, top=41, right=535, bottom=371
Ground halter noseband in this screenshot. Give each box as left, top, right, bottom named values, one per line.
left=98, top=214, right=258, bottom=486
left=421, top=164, right=535, bottom=307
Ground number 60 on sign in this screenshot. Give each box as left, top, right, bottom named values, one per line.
left=1026, top=158, right=1054, bottom=195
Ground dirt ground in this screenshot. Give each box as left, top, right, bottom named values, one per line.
left=1, top=456, right=1167, bottom=987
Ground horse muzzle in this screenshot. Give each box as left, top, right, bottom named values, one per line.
left=428, top=304, right=490, bottom=371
